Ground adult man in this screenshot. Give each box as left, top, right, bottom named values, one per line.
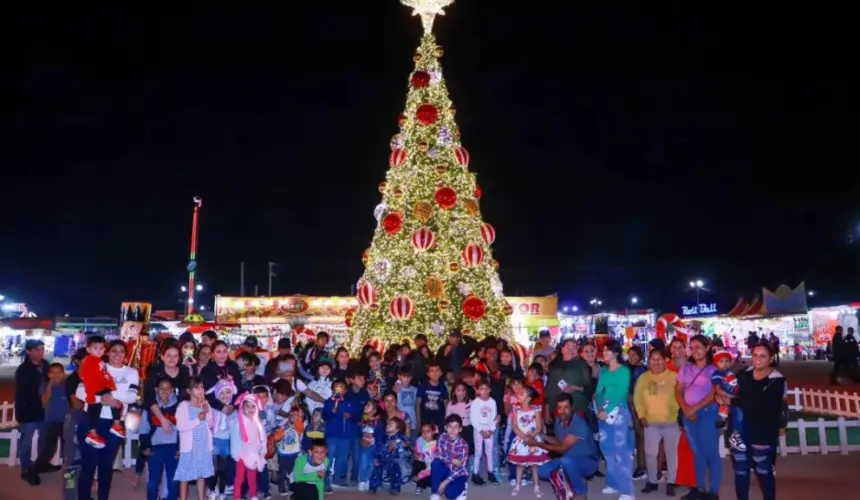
left=407, top=333, right=429, bottom=382
left=545, top=338, right=591, bottom=418
left=527, top=393, right=598, bottom=500
left=533, top=330, right=555, bottom=361
left=830, top=326, right=848, bottom=385
left=435, top=330, right=476, bottom=378
left=299, top=331, right=330, bottom=380
left=15, top=339, right=50, bottom=485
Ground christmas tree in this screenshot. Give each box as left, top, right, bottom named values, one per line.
left=347, top=0, right=512, bottom=351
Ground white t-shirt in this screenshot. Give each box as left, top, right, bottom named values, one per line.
left=469, top=397, right=498, bottom=433
left=76, top=364, right=140, bottom=419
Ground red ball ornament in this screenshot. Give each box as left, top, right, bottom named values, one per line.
left=344, top=306, right=358, bottom=328
left=389, top=295, right=415, bottom=321
left=480, top=223, right=496, bottom=245
left=454, top=146, right=470, bottom=167
left=398, top=113, right=407, bottom=128
left=361, top=248, right=370, bottom=266
left=382, top=212, right=403, bottom=235
left=411, top=71, right=431, bottom=88
left=474, top=184, right=482, bottom=200
left=389, top=147, right=407, bottom=167
left=357, top=281, right=377, bottom=308
left=411, top=227, right=436, bottom=251
left=461, top=243, right=485, bottom=266
left=435, top=186, right=457, bottom=210
left=462, top=295, right=486, bottom=322
left=416, top=104, right=439, bottom=126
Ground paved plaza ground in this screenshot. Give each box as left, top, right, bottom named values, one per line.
left=0, top=453, right=857, bottom=500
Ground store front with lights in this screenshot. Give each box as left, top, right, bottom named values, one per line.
left=507, top=296, right=560, bottom=346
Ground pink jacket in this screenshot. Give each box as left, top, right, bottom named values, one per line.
left=175, top=400, right=213, bottom=454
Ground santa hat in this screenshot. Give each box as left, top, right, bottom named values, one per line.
left=713, top=350, right=732, bottom=365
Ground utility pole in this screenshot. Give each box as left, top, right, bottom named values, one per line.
left=240, top=262, right=245, bottom=296
left=254, top=284, right=259, bottom=297
left=268, top=262, right=276, bottom=296
left=186, top=197, right=203, bottom=315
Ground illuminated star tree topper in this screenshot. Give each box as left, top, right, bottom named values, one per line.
left=400, top=0, right=456, bottom=34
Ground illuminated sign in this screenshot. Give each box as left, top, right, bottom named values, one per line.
left=506, top=297, right=558, bottom=317
left=681, top=303, right=718, bottom=316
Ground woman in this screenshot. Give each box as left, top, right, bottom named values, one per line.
left=626, top=346, right=648, bottom=480
left=76, top=340, right=139, bottom=500
left=145, top=344, right=190, bottom=423
left=731, top=343, right=785, bottom=500
left=675, top=335, right=720, bottom=500
left=666, top=337, right=696, bottom=490
left=382, top=391, right=412, bottom=438
left=634, top=348, right=680, bottom=496
left=595, top=341, right=633, bottom=499
left=200, top=340, right=242, bottom=417
left=545, top=338, right=591, bottom=419
left=580, top=343, right=601, bottom=402
left=332, top=347, right=351, bottom=381
left=196, top=344, right=212, bottom=373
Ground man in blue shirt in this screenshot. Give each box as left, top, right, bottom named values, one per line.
left=527, top=393, right=598, bottom=498
left=32, top=363, right=68, bottom=476
left=16, top=339, right=49, bottom=485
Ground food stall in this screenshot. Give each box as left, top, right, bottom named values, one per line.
left=506, top=296, right=560, bottom=346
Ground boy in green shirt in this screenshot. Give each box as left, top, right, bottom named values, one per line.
left=291, top=439, right=329, bottom=500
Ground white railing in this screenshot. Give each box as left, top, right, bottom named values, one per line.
left=0, top=417, right=859, bottom=467
left=0, top=402, right=13, bottom=430
left=785, top=387, right=860, bottom=418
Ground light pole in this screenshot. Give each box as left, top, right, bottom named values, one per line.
left=689, top=279, right=708, bottom=304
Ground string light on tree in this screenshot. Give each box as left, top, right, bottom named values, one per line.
left=349, top=0, right=508, bottom=350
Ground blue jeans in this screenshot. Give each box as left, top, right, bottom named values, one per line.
left=276, top=453, right=298, bottom=492
left=683, top=405, right=722, bottom=494
left=349, top=436, right=361, bottom=482
left=430, top=460, right=468, bottom=499
left=147, top=443, right=178, bottom=500
left=78, top=418, right=122, bottom=500
left=538, top=456, right=596, bottom=495
left=732, top=441, right=775, bottom=500
left=327, top=437, right=350, bottom=483
left=19, top=421, right=45, bottom=471
left=597, top=405, right=634, bottom=495
left=357, top=445, right=374, bottom=483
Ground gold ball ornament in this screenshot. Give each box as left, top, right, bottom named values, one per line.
left=464, top=200, right=479, bottom=216
left=448, top=262, right=460, bottom=273
left=439, top=300, right=451, bottom=312
left=413, top=201, right=434, bottom=222
left=435, top=165, right=447, bottom=176
left=425, top=276, right=445, bottom=299
left=393, top=188, right=404, bottom=199
left=450, top=105, right=457, bottom=116
left=418, top=141, right=429, bottom=152
left=503, top=302, right=514, bottom=315
left=414, top=52, right=423, bottom=63
left=362, top=248, right=371, bottom=266
left=434, top=46, right=444, bottom=58
left=378, top=181, right=387, bottom=193
left=370, top=303, right=380, bottom=313
left=491, top=259, right=499, bottom=270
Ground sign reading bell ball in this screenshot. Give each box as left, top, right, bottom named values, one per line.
left=681, top=303, right=718, bottom=316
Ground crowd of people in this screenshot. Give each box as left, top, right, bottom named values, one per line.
left=13, top=326, right=791, bottom=500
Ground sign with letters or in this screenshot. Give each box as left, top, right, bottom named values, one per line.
left=681, top=303, right=718, bottom=316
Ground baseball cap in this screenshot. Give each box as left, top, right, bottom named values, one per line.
left=244, top=335, right=259, bottom=348
left=24, top=339, right=44, bottom=350
left=539, top=330, right=551, bottom=337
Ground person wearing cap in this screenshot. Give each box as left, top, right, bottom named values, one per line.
left=533, top=330, right=555, bottom=362
left=15, top=339, right=50, bottom=484
left=435, top=329, right=476, bottom=378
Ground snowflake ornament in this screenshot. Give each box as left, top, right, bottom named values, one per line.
left=427, top=147, right=440, bottom=159
left=430, top=70, right=442, bottom=84
left=372, top=259, right=392, bottom=282
left=456, top=282, right=473, bottom=296
left=438, top=127, right=453, bottom=147
left=490, top=276, right=504, bottom=297
left=400, top=266, right=418, bottom=280
left=374, top=203, right=387, bottom=221
left=431, top=320, right=445, bottom=336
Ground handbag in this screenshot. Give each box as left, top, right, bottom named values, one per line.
left=677, top=365, right=708, bottom=426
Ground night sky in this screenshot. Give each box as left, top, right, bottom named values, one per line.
left=1, top=3, right=855, bottom=317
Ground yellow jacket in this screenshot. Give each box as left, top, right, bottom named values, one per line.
left=633, top=370, right=679, bottom=424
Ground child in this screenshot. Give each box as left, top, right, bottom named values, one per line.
left=291, top=439, right=329, bottom=500
left=712, top=349, right=746, bottom=451
left=367, top=380, right=381, bottom=403
left=322, top=379, right=355, bottom=488
left=275, top=408, right=304, bottom=495
left=357, top=400, right=385, bottom=491
left=80, top=335, right=124, bottom=448
left=344, top=369, right=370, bottom=486
left=503, top=378, right=525, bottom=485
left=429, top=414, right=469, bottom=500
left=237, top=353, right=266, bottom=394
left=174, top=377, right=215, bottom=500
left=418, top=363, right=448, bottom=436
left=469, top=379, right=499, bottom=485
left=305, top=359, right=333, bottom=415
left=139, top=377, right=179, bottom=500
left=33, top=363, right=67, bottom=473
left=446, top=383, right=475, bottom=484
left=252, top=386, right=274, bottom=500
left=369, top=416, right=412, bottom=494
left=460, top=367, right=478, bottom=400
left=302, top=408, right=325, bottom=451
left=395, top=367, right=418, bottom=438
left=367, top=352, right=387, bottom=394
left=525, top=363, right=545, bottom=407
left=207, top=379, right=237, bottom=499
left=230, top=393, right=267, bottom=500
left=413, top=423, right=437, bottom=494
left=533, top=355, right=549, bottom=387
left=507, top=386, right=549, bottom=497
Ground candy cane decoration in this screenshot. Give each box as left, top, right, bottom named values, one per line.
left=656, top=313, right=688, bottom=341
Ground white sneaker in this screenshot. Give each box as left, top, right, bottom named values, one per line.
left=602, top=486, right=618, bottom=494
left=430, top=494, right=442, bottom=500
left=207, top=493, right=218, bottom=500
left=619, top=495, right=635, bottom=500
left=250, top=497, right=260, bottom=500
left=358, top=482, right=369, bottom=491
left=509, top=479, right=516, bottom=487
left=225, top=486, right=234, bottom=495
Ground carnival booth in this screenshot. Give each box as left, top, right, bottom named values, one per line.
left=809, top=304, right=860, bottom=346
left=1, top=317, right=56, bottom=357
left=506, top=296, right=560, bottom=346
left=215, top=295, right=358, bottom=349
